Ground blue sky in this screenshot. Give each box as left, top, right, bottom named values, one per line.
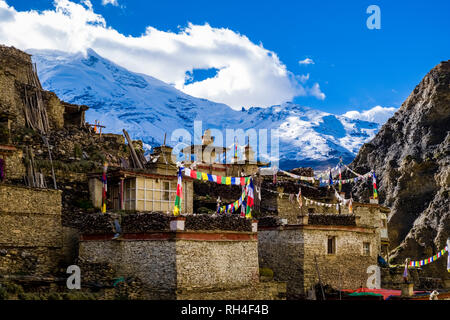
left=5, top=0, right=450, bottom=115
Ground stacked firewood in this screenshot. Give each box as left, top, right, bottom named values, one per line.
left=22, top=64, right=49, bottom=134
left=121, top=213, right=171, bottom=233
left=185, top=214, right=252, bottom=232
left=308, top=214, right=356, bottom=226
left=257, top=216, right=283, bottom=228
left=80, top=213, right=116, bottom=235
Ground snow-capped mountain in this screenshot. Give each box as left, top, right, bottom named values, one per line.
left=29, top=48, right=382, bottom=169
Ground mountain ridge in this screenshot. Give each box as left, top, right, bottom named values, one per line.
left=350, top=60, right=450, bottom=280
left=29, top=48, right=389, bottom=169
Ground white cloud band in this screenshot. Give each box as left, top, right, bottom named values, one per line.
left=342, top=106, right=397, bottom=124
left=0, top=0, right=325, bottom=110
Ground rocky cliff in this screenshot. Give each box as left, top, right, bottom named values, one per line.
left=350, top=60, right=450, bottom=281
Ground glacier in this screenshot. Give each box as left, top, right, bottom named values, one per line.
left=29, top=48, right=384, bottom=169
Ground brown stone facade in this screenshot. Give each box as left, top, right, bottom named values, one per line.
left=0, top=184, right=63, bottom=275
left=259, top=225, right=379, bottom=299
left=258, top=203, right=383, bottom=299
left=79, top=230, right=285, bottom=300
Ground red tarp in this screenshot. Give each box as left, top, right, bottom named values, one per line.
left=341, top=288, right=423, bottom=300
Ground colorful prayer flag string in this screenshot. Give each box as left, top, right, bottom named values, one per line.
left=218, top=190, right=246, bottom=215
left=408, top=246, right=449, bottom=268
left=183, top=168, right=250, bottom=186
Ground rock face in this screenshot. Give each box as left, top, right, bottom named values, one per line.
left=350, top=60, right=450, bottom=281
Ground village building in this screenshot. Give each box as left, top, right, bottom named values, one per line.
left=182, top=129, right=268, bottom=177
left=1, top=45, right=430, bottom=300
left=88, top=144, right=194, bottom=214
left=256, top=171, right=391, bottom=299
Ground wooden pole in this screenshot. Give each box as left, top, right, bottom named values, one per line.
left=42, top=135, right=57, bottom=190
left=123, top=129, right=143, bottom=169
left=314, top=255, right=326, bottom=300
left=120, top=178, right=125, bottom=210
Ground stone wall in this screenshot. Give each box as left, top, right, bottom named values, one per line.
left=79, top=239, right=177, bottom=299
left=0, top=46, right=32, bottom=131
left=302, top=227, right=378, bottom=292
left=0, top=184, right=63, bottom=275
left=258, top=224, right=379, bottom=299
left=258, top=229, right=305, bottom=298
left=42, top=91, right=65, bottom=130
left=79, top=229, right=269, bottom=299
left=178, top=281, right=286, bottom=300
left=175, top=238, right=259, bottom=291
left=1, top=148, right=26, bottom=182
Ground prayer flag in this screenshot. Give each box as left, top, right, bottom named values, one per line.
left=373, top=172, right=379, bottom=199
left=297, top=188, right=303, bottom=208
left=173, top=168, right=183, bottom=216
left=101, top=162, right=108, bottom=213
left=348, top=198, right=353, bottom=214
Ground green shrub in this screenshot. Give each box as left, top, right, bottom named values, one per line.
left=197, top=207, right=214, bottom=214
left=4, top=282, right=24, bottom=295
left=259, top=268, right=274, bottom=279
left=76, top=199, right=94, bottom=209
left=73, top=144, right=83, bottom=159
left=0, top=286, right=9, bottom=300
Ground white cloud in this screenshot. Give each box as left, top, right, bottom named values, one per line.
left=308, top=83, right=325, bottom=100
left=342, top=106, right=397, bottom=125
left=0, top=0, right=325, bottom=110
left=299, top=58, right=315, bottom=65
left=101, top=0, right=118, bottom=6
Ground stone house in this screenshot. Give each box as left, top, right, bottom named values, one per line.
left=78, top=213, right=286, bottom=300
left=0, top=45, right=90, bottom=139
left=257, top=173, right=390, bottom=299
left=89, top=145, right=194, bottom=214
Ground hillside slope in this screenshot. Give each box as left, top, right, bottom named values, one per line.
left=350, top=60, right=450, bottom=280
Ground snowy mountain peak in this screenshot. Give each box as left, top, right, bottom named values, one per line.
left=29, top=48, right=386, bottom=169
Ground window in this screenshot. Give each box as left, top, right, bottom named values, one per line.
left=327, top=237, right=336, bottom=255
left=363, top=242, right=371, bottom=256
left=163, top=181, right=170, bottom=201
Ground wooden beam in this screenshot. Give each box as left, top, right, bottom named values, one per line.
left=123, top=129, right=143, bottom=169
